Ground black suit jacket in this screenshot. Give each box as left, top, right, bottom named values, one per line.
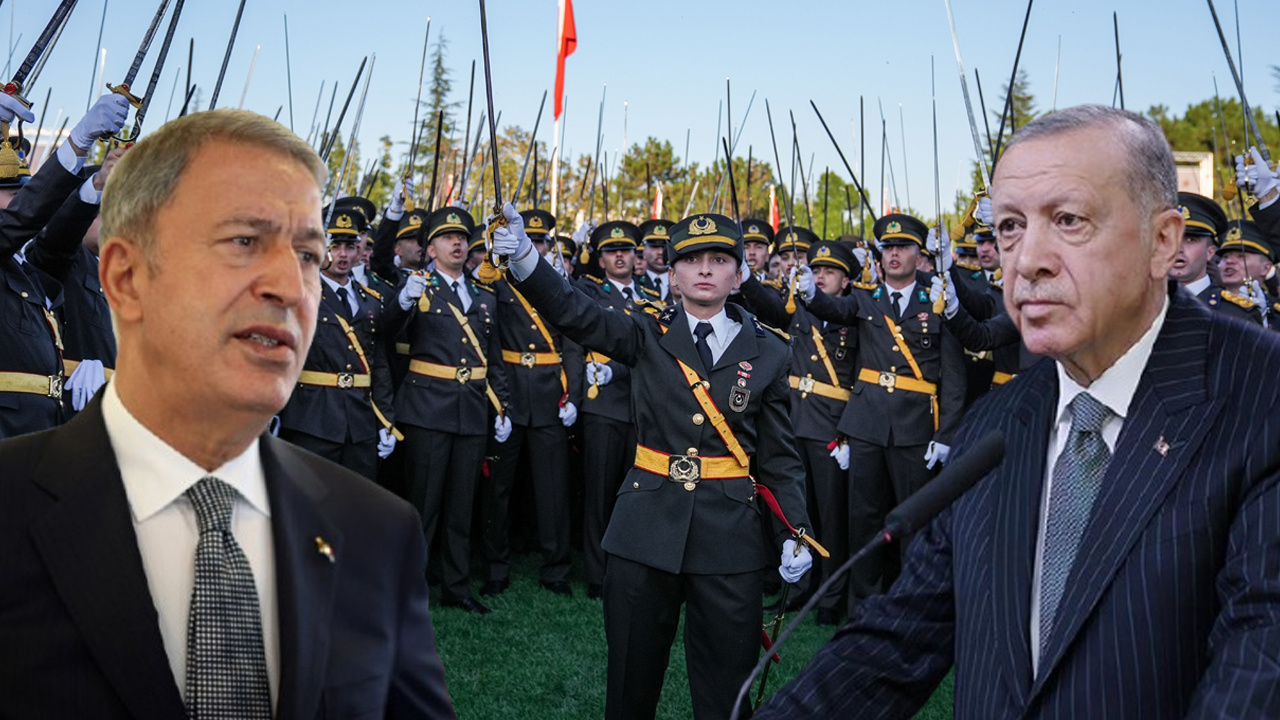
left=758, top=284, right=1280, bottom=719
left=0, top=396, right=455, bottom=719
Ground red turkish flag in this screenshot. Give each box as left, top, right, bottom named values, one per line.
left=768, top=184, right=779, bottom=232
left=554, top=0, right=577, bottom=121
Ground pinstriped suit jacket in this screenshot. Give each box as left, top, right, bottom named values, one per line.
left=757, top=283, right=1280, bottom=719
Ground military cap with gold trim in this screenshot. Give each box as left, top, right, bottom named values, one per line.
left=521, top=208, right=556, bottom=238
left=639, top=218, right=675, bottom=245
left=396, top=208, right=429, bottom=241
left=556, top=234, right=577, bottom=260
left=1177, top=191, right=1227, bottom=238
left=590, top=220, right=641, bottom=252
left=424, top=206, right=476, bottom=242
left=468, top=224, right=487, bottom=254
left=336, top=196, right=376, bottom=230
left=1219, top=219, right=1275, bottom=261
left=874, top=212, right=928, bottom=248
left=741, top=218, right=775, bottom=250
left=666, top=213, right=742, bottom=262
left=774, top=225, right=817, bottom=253
left=807, top=240, right=860, bottom=277
left=325, top=207, right=364, bottom=242
left=0, top=135, right=32, bottom=189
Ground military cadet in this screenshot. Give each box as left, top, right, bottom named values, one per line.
left=796, top=213, right=966, bottom=613
left=941, top=223, right=1000, bottom=404
left=275, top=205, right=398, bottom=481
left=555, top=233, right=576, bottom=275
left=481, top=208, right=583, bottom=598
left=493, top=205, right=813, bottom=720
left=466, top=225, right=487, bottom=273
left=740, top=239, right=861, bottom=626
left=0, top=93, right=128, bottom=439
left=1170, top=192, right=1263, bottom=325
left=335, top=195, right=378, bottom=288
left=391, top=205, right=512, bottom=614
left=637, top=218, right=675, bottom=302
left=741, top=218, right=775, bottom=281
left=773, top=224, right=814, bottom=279
left=1216, top=218, right=1273, bottom=327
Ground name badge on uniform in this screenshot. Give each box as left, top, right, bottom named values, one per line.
left=729, top=386, right=750, bottom=412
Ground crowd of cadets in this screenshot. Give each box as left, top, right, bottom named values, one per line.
left=3, top=99, right=1280, bottom=619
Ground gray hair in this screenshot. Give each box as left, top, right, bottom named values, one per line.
left=101, top=108, right=328, bottom=257
left=1002, top=104, right=1178, bottom=218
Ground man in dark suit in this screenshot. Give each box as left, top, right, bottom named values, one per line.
left=0, top=109, right=453, bottom=718
left=758, top=105, right=1280, bottom=719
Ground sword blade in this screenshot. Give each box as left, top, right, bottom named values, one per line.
left=207, top=0, right=247, bottom=110
left=7, top=0, right=78, bottom=93
left=942, top=0, right=991, bottom=188
left=121, top=0, right=172, bottom=88
left=321, top=56, right=367, bottom=162
left=25, top=4, right=73, bottom=91
left=130, top=0, right=185, bottom=139
left=1205, top=0, right=1268, bottom=161
left=407, top=16, right=431, bottom=172
left=513, top=89, right=548, bottom=204
left=478, top=0, right=503, bottom=210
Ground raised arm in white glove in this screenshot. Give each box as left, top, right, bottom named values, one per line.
left=779, top=539, right=813, bottom=584
left=1239, top=147, right=1280, bottom=208
left=795, top=264, right=817, bottom=303
left=70, top=94, right=130, bottom=152
left=975, top=195, right=994, bottom=227
left=585, top=361, right=613, bottom=387
left=388, top=177, right=414, bottom=217
left=924, top=441, right=951, bottom=470
left=559, top=401, right=578, bottom=427
left=572, top=220, right=593, bottom=249
left=929, top=227, right=954, bottom=273
left=494, top=414, right=513, bottom=443
left=377, top=428, right=397, bottom=459
left=65, top=359, right=106, bottom=412
left=929, top=275, right=959, bottom=319
left=491, top=201, right=532, bottom=259
left=398, top=272, right=428, bottom=311
left=0, top=93, right=35, bottom=124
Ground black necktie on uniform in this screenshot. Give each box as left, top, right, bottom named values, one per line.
left=694, top=321, right=715, bottom=373
left=890, top=291, right=903, bottom=321
left=335, top=286, right=353, bottom=321
left=185, top=477, right=272, bottom=720
left=622, top=286, right=634, bottom=304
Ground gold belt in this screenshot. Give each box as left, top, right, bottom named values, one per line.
left=992, top=371, right=1017, bottom=385
left=61, top=359, right=115, bottom=380
left=788, top=375, right=851, bottom=401
left=633, top=444, right=750, bottom=491
left=297, top=370, right=371, bottom=389
left=501, top=349, right=561, bottom=368
left=0, top=371, right=63, bottom=398
left=409, top=359, right=488, bottom=383
left=857, top=367, right=937, bottom=395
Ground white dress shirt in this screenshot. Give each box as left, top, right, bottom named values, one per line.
left=884, top=280, right=917, bottom=318
left=350, top=262, right=369, bottom=288
left=1029, top=295, right=1169, bottom=675
left=1184, top=274, right=1212, bottom=297
left=320, top=272, right=358, bottom=316
left=646, top=269, right=669, bottom=298
left=610, top=277, right=639, bottom=303
left=436, top=268, right=472, bottom=312
left=101, top=381, right=279, bottom=708
left=684, top=308, right=742, bottom=367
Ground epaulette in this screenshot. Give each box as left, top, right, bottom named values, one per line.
left=584, top=275, right=607, bottom=288
left=762, top=278, right=784, bottom=290
left=1273, top=301, right=1280, bottom=314
left=1220, top=290, right=1256, bottom=309
left=472, top=281, right=495, bottom=294
left=753, top=317, right=791, bottom=342
left=851, top=280, right=878, bottom=291
left=657, top=304, right=678, bottom=326
left=955, top=258, right=981, bottom=272
left=640, top=285, right=660, bottom=299
left=359, top=283, right=382, bottom=301
left=640, top=304, right=663, bottom=318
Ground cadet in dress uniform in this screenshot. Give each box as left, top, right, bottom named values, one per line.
left=390, top=206, right=512, bottom=615
left=493, top=207, right=814, bottom=720
left=276, top=208, right=398, bottom=481
left=637, top=218, right=675, bottom=302
left=1171, top=192, right=1263, bottom=325
left=944, top=224, right=999, bottom=403
left=1216, top=219, right=1273, bottom=326
left=797, top=213, right=966, bottom=613
left=740, top=239, right=861, bottom=626
left=741, top=218, right=775, bottom=282
left=481, top=208, right=584, bottom=598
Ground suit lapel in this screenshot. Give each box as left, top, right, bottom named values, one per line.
left=28, top=397, right=187, bottom=720
left=658, top=305, right=710, bottom=377
left=712, top=304, right=760, bottom=373
left=1030, top=290, right=1221, bottom=698
left=262, top=435, right=341, bottom=720
left=319, top=281, right=345, bottom=318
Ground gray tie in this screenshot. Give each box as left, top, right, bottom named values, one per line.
left=1038, top=392, right=1112, bottom=661
left=185, top=477, right=272, bottom=719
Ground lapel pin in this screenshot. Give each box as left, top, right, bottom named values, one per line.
left=1153, top=436, right=1170, bottom=457
left=315, top=536, right=335, bottom=563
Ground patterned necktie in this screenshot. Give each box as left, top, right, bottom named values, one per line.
left=185, top=477, right=272, bottom=720
left=335, top=286, right=353, bottom=321
left=890, top=291, right=903, bottom=321
left=694, top=321, right=715, bottom=374
left=1038, top=392, right=1113, bottom=662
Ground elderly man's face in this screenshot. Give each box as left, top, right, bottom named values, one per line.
left=125, top=142, right=325, bottom=419
left=992, top=126, right=1180, bottom=380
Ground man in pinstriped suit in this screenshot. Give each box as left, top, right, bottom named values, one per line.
left=758, top=105, right=1280, bottom=718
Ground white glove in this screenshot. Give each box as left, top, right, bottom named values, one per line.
left=490, top=201, right=532, bottom=259
left=739, top=256, right=752, bottom=284
left=1245, top=278, right=1268, bottom=309
left=975, top=195, right=994, bottom=227
left=931, top=227, right=954, bottom=273
left=399, top=272, right=428, bottom=310
left=572, top=221, right=592, bottom=249
left=795, top=264, right=816, bottom=302
left=65, top=359, right=106, bottom=412
left=929, top=275, right=959, bottom=319
left=779, top=539, right=813, bottom=584
left=1243, top=147, right=1280, bottom=208
left=559, top=401, right=578, bottom=427
left=389, top=177, right=413, bottom=215
left=852, top=246, right=869, bottom=271
left=924, top=441, right=951, bottom=470
left=829, top=441, right=850, bottom=470
left=70, top=93, right=130, bottom=150
left=0, top=92, right=35, bottom=124
left=494, top=414, right=513, bottom=443
left=377, top=428, right=397, bottom=458
left=585, top=361, right=613, bottom=387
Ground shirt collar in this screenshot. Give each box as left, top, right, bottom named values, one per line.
left=647, top=269, right=667, bottom=282
left=1053, top=294, right=1170, bottom=426
left=885, top=280, right=917, bottom=301
left=319, top=272, right=351, bottom=295
left=609, top=277, right=637, bottom=295
left=102, top=381, right=270, bottom=523
left=684, top=307, right=732, bottom=340
left=1183, top=274, right=1212, bottom=296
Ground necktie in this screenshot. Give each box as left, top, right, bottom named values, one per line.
left=185, top=477, right=272, bottom=720
left=622, top=287, right=634, bottom=304
left=1038, top=392, right=1113, bottom=664
left=335, top=286, right=353, bottom=321
left=694, top=321, right=715, bottom=373
left=890, top=291, right=903, bottom=321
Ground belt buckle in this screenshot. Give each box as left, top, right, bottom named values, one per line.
left=668, top=454, right=701, bottom=491
left=878, top=371, right=897, bottom=391
left=455, top=367, right=473, bottom=384
left=520, top=351, right=537, bottom=368
left=47, top=375, right=63, bottom=400
left=337, top=372, right=355, bottom=389
left=797, top=377, right=815, bottom=394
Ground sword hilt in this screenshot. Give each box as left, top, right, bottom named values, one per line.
left=2, top=81, right=32, bottom=109
left=105, top=82, right=144, bottom=109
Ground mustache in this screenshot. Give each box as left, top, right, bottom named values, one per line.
left=1010, top=280, right=1067, bottom=306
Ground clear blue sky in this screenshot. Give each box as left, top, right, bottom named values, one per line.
left=14, top=0, right=1279, bottom=215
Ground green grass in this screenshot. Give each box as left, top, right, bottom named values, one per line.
left=432, top=553, right=954, bottom=718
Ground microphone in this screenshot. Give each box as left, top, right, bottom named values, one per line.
left=730, top=430, right=1007, bottom=719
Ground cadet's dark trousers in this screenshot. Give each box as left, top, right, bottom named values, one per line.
left=798, top=437, right=848, bottom=614
left=583, top=414, right=636, bottom=586
left=845, top=437, right=931, bottom=616
left=603, top=556, right=764, bottom=720
left=402, top=425, right=486, bottom=603
left=278, top=428, right=378, bottom=482
left=483, top=422, right=572, bottom=584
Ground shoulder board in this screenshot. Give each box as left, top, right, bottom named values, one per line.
left=640, top=304, right=663, bottom=318
left=657, top=304, right=678, bottom=326
left=584, top=275, right=606, bottom=287
left=955, top=258, right=981, bottom=272
left=1220, top=290, right=1256, bottom=309
left=360, top=284, right=382, bottom=301
left=762, top=278, right=784, bottom=289
left=472, top=281, right=495, bottom=293
left=851, top=280, right=878, bottom=291
left=753, top=317, right=790, bottom=341
left=640, top=285, right=660, bottom=298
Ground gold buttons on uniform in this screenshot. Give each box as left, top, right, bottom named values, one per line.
left=692, top=413, right=705, bottom=425
left=687, top=448, right=698, bottom=456
left=461, top=337, right=468, bottom=344
left=810, top=354, right=819, bottom=361
left=633, top=482, right=640, bottom=489
left=529, top=343, right=537, bottom=350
